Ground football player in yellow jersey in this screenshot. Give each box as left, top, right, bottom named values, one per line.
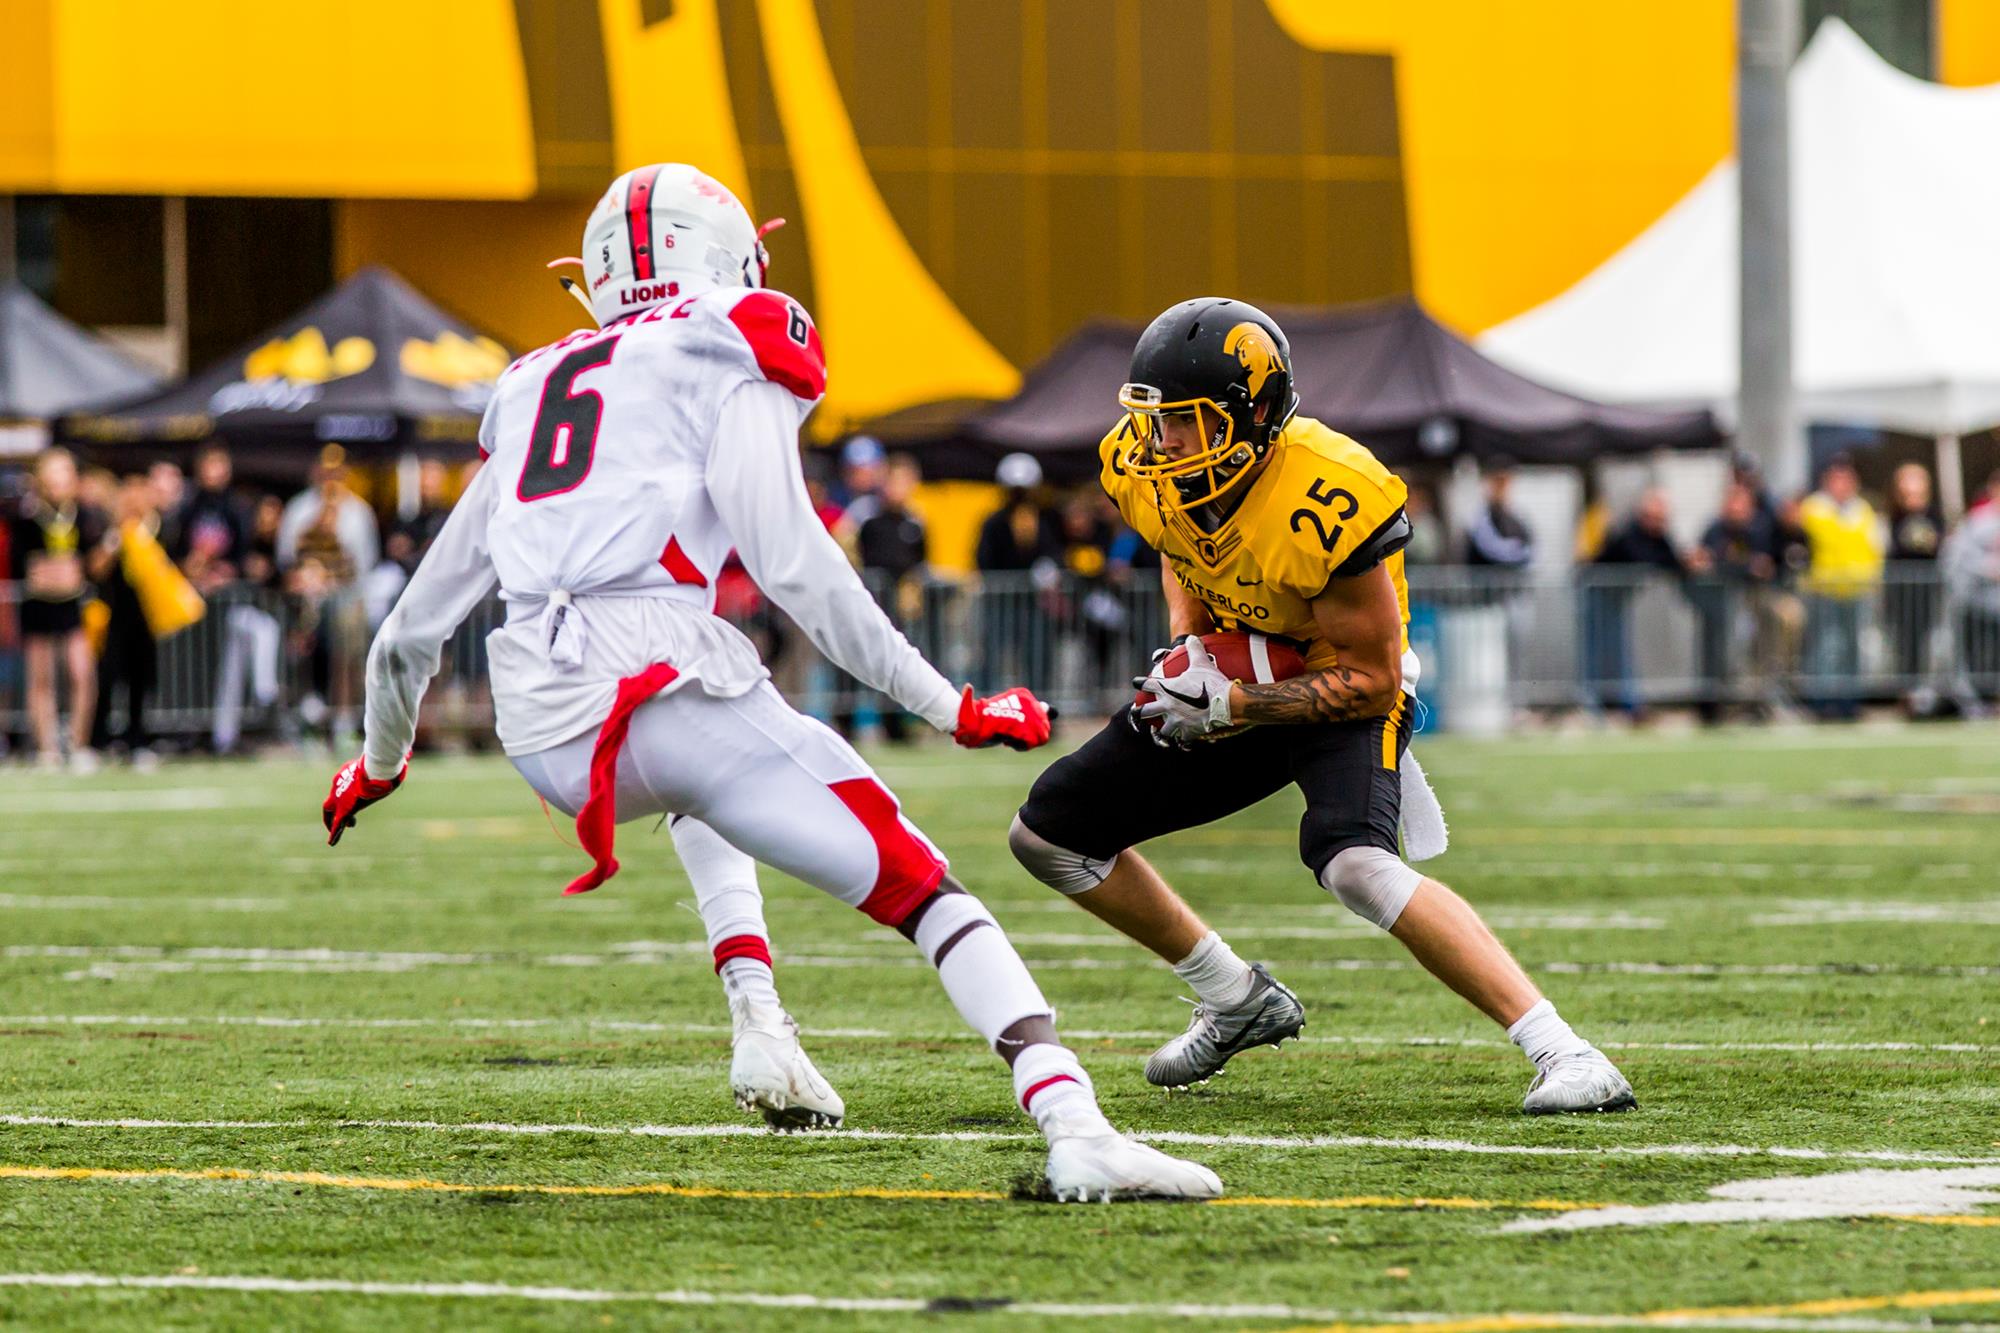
left=1008, top=299, right=1634, bottom=1114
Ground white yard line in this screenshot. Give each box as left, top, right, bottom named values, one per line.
left=2, top=1012, right=1992, bottom=1055
left=25, top=943, right=2000, bottom=980
left=0, top=894, right=285, bottom=912
left=0, top=1010, right=1990, bottom=1055
left=0, top=1272, right=1988, bottom=1329
left=6, top=1112, right=1997, bottom=1166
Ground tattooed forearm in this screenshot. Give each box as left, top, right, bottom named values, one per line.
left=1231, top=666, right=1389, bottom=725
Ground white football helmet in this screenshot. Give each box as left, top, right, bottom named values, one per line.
left=576, top=164, right=776, bottom=326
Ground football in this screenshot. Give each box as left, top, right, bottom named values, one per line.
left=1134, top=630, right=1308, bottom=725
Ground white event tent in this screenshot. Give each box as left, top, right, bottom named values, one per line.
left=1479, top=20, right=2000, bottom=510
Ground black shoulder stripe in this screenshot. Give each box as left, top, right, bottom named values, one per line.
left=1332, top=505, right=1412, bottom=579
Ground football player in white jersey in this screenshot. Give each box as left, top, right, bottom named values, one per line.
left=321, top=164, right=1221, bottom=1201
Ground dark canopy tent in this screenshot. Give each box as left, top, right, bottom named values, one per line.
left=889, top=298, right=1722, bottom=484
left=0, top=280, right=161, bottom=425
left=61, top=267, right=509, bottom=478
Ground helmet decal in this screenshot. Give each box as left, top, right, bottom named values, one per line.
left=1224, top=322, right=1285, bottom=399
left=625, top=165, right=663, bottom=280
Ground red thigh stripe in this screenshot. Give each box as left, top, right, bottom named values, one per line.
left=829, top=777, right=947, bottom=926
left=1020, top=1073, right=1078, bottom=1111
left=563, top=663, right=680, bottom=897
left=712, top=934, right=773, bottom=973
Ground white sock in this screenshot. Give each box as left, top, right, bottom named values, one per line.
left=1506, top=999, right=1591, bottom=1066
left=1010, top=1042, right=1113, bottom=1140
left=1172, top=931, right=1255, bottom=1009
left=912, top=893, right=1052, bottom=1048
left=719, top=957, right=781, bottom=1012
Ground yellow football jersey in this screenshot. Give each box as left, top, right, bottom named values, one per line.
left=1099, top=415, right=1411, bottom=671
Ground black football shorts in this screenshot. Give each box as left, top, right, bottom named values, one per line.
left=1015, top=694, right=1413, bottom=878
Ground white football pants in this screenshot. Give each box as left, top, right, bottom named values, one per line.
left=510, top=680, right=949, bottom=926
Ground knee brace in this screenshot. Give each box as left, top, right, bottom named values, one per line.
left=1008, top=815, right=1117, bottom=895
left=1318, top=845, right=1421, bottom=930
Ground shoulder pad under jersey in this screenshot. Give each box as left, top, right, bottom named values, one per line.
left=720, top=288, right=826, bottom=402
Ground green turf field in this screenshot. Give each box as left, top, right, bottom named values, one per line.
left=1, top=722, right=1997, bottom=1330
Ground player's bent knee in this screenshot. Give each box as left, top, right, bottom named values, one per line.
left=1318, top=845, right=1421, bottom=930
left=1008, top=814, right=1117, bottom=895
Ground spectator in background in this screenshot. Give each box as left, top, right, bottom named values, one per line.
left=279, top=447, right=377, bottom=745
left=1797, top=456, right=1884, bottom=720
left=1884, top=462, right=1944, bottom=711
left=1967, top=469, right=2000, bottom=520
left=10, top=448, right=105, bottom=770
left=86, top=473, right=163, bottom=767
left=147, top=461, right=186, bottom=554
left=1463, top=460, right=1534, bottom=574
left=1698, top=481, right=1786, bottom=720
left=845, top=453, right=931, bottom=742
left=0, top=465, right=17, bottom=756
left=975, top=452, right=1062, bottom=693
left=1942, top=491, right=2000, bottom=699
left=837, top=435, right=887, bottom=531
left=1580, top=488, right=1695, bottom=720
left=1058, top=490, right=1126, bottom=691
left=278, top=445, right=379, bottom=578
left=174, top=444, right=252, bottom=592
left=388, top=459, right=453, bottom=562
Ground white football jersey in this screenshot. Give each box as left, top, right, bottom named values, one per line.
left=360, top=283, right=960, bottom=771
left=478, top=285, right=825, bottom=607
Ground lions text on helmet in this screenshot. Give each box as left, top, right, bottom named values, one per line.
left=554, top=165, right=786, bottom=328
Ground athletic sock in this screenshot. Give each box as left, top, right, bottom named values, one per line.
left=718, top=955, right=781, bottom=1013
left=1010, top=1041, right=1114, bottom=1141
left=911, top=893, right=1051, bottom=1048
left=671, top=816, right=785, bottom=1016
left=1172, top=931, right=1256, bottom=1009
left=1506, top=998, right=1592, bottom=1066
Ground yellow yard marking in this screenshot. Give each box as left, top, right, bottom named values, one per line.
left=0, top=1164, right=1602, bottom=1213
left=0, top=1163, right=1002, bottom=1203
left=1276, top=1285, right=2000, bottom=1333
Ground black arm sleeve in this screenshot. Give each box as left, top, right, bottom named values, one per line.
left=1332, top=505, right=1412, bottom=579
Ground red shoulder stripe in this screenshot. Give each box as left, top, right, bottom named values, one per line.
left=726, top=291, right=827, bottom=401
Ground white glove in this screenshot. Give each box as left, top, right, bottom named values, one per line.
left=1137, top=635, right=1233, bottom=747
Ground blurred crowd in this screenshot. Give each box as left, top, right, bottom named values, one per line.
left=1449, top=452, right=2000, bottom=723
left=1, top=443, right=462, bottom=770
left=791, top=438, right=1163, bottom=743
left=6, top=436, right=1998, bottom=768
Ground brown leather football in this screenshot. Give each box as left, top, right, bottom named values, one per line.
left=1134, top=631, right=1308, bottom=725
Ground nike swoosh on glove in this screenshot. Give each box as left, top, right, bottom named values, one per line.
left=322, top=755, right=408, bottom=846
left=953, top=686, right=1054, bottom=751
left=1137, top=635, right=1233, bottom=747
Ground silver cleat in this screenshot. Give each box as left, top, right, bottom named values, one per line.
left=1143, top=962, right=1305, bottom=1089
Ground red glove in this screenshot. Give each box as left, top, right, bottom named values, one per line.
left=953, top=686, right=1053, bottom=751
left=322, top=755, right=408, bottom=846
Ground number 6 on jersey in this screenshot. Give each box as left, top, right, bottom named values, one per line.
left=518, top=337, right=620, bottom=501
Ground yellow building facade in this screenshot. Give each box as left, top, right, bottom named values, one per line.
left=5, top=0, right=1993, bottom=434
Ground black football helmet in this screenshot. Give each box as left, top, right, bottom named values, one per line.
left=1117, top=297, right=1300, bottom=513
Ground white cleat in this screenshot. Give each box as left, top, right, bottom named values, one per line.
left=1522, top=1046, right=1637, bottom=1115
left=729, top=1000, right=845, bottom=1132
left=1044, top=1132, right=1223, bottom=1203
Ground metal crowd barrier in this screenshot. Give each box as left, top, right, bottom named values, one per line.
left=1, top=563, right=1996, bottom=747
